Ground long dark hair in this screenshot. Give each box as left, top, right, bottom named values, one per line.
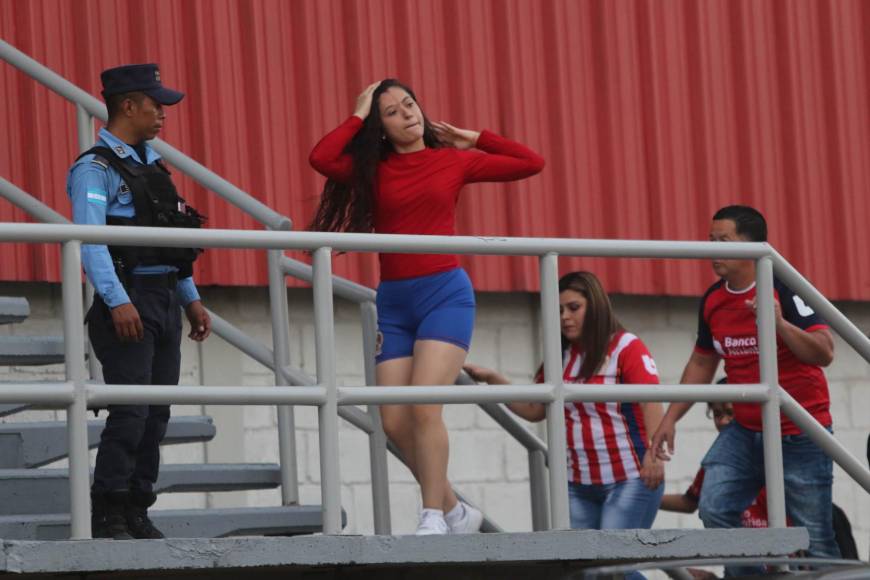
left=309, top=79, right=444, bottom=233
left=537, top=271, right=624, bottom=382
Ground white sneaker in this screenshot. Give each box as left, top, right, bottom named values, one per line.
left=445, top=501, right=484, bottom=534
left=415, top=508, right=449, bottom=536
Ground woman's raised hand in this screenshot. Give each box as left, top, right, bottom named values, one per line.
left=432, top=122, right=480, bottom=150
left=353, top=81, right=381, bottom=120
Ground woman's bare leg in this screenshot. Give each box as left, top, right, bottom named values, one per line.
left=408, top=340, right=466, bottom=510
left=377, top=357, right=418, bottom=473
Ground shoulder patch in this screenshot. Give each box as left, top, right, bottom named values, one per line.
left=90, top=156, right=109, bottom=169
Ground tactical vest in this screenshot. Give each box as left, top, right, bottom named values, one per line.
left=79, top=146, right=205, bottom=279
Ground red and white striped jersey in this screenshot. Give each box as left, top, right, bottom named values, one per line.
left=539, top=331, right=660, bottom=485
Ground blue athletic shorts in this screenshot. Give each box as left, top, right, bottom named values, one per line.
left=375, top=267, right=476, bottom=364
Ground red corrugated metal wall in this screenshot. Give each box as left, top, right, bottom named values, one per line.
left=1, top=0, right=868, bottom=300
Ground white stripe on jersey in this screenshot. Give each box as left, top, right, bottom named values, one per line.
left=584, top=401, right=613, bottom=483
left=564, top=332, right=644, bottom=485
left=607, top=334, right=643, bottom=481
left=567, top=403, right=591, bottom=484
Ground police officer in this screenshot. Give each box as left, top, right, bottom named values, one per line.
left=67, top=64, right=211, bottom=539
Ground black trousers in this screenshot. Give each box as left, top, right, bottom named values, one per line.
left=87, top=280, right=182, bottom=496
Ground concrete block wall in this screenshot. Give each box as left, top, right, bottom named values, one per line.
left=1, top=282, right=867, bottom=559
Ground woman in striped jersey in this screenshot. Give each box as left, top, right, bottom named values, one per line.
left=465, top=271, right=665, bottom=536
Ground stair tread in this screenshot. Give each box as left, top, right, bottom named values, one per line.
left=0, top=335, right=64, bottom=365
left=0, top=464, right=283, bottom=515
left=0, top=416, right=216, bottom=468
left=0, top=505, right=337, bottom=540
left=0, top=297, right=29, bottom=325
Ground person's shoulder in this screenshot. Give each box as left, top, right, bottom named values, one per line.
left=612, top=330, right=642, bottom=355
left=699, top=279, right=726, bottom=305
left=772, top=277, right=797, bottom=297
left=70, top=146, right=115, bottom=174
left=703, top=278, right=725, bottom=296
left=616, top=331, right=654, bottom=358
left=69, top=153, right=113, bottom=181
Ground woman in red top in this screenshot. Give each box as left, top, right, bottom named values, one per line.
left=309, top=80, right=544, bottom=534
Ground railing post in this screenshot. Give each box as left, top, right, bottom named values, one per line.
left=361, top=300, right=392, bottom=534
left=267, top=247, right=299, bottom=505
left=313, top=247, right=342, bottom=533
left=528, top=449, right=550, bottom=531
left=62, top=240, right=91, bottom=538
left=756, top=255, right=786, bottom=528
left=540, top=253, right=570, bottom=529
left=75, top=105, right=102, bottom=384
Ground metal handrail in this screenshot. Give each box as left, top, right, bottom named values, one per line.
left=0, top=177, right=70, bottom=225
left=0, top=223, right=772, bottom=258
left=0, top=222, right=867, bottom=539
left=0, top=39, right=290, bottom=232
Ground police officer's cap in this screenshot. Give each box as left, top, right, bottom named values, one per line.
left=100, top=63, right=184, bottom=106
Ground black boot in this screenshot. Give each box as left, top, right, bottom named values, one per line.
left=125, top=489, right=164, bottom=539
left=91, top=491, right=133, bottom=540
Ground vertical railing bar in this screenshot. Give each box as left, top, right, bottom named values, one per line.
left=62, top=240, right=90, bottom=539
left=528, top=449, right=550, bottom=531
left=756, top=256, right=787, bottom=529
left=313, top=247, right=342, bottom=534
left=267, top=247, right=299, bottom=505
left=540, top=252, right=570, bottom=529
left=360, top=300, right=392, bottom=534
left=75, top=105, right=102, bottom=384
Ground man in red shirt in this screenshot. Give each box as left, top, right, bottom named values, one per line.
left=651, top=206, right=840, bottom=574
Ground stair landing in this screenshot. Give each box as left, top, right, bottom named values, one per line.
left=0, top=528, right=808, bottom=579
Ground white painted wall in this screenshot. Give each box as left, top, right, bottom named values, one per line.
left=1, top=283, right=867, bottom=559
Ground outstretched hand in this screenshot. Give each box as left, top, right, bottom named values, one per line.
left=353, top=81, right=381, bottom=119
left=649, top=420, right=676, bottom=462
left=463, top=363, right=496, bottom=383
left=432, top=122, right=480, bottom=150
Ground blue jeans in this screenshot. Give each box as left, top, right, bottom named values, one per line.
left=569, top=478, right=664, bottom=580
left=699, top=422, right=840, bottom=576
left=568, top=477, right=664, bottom=529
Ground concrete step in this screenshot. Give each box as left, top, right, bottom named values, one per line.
left=0, top=415, right=216, bottom=468
left=0, top=403, right=30, bottom=417
left=0, top=297, right=29, bottom=325
left=0, top=335, right=65, bottom=365
left=0, top=528, right=809, bottom=577
left=0, top=505, right=337, bottom=540
left=0, top=463, right=282, bottom=515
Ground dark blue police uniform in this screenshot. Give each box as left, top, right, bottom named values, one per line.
left=67, top=63, right=203, bottom=539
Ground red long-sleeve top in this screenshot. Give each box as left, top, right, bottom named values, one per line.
left=309, top=116, right=545, bottom=280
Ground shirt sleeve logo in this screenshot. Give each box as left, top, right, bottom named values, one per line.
left=86, top=189, right=107, bottom=206
left=792, top=295, right=815, bottom=317
left=641, top=354, right=658, bottom=376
